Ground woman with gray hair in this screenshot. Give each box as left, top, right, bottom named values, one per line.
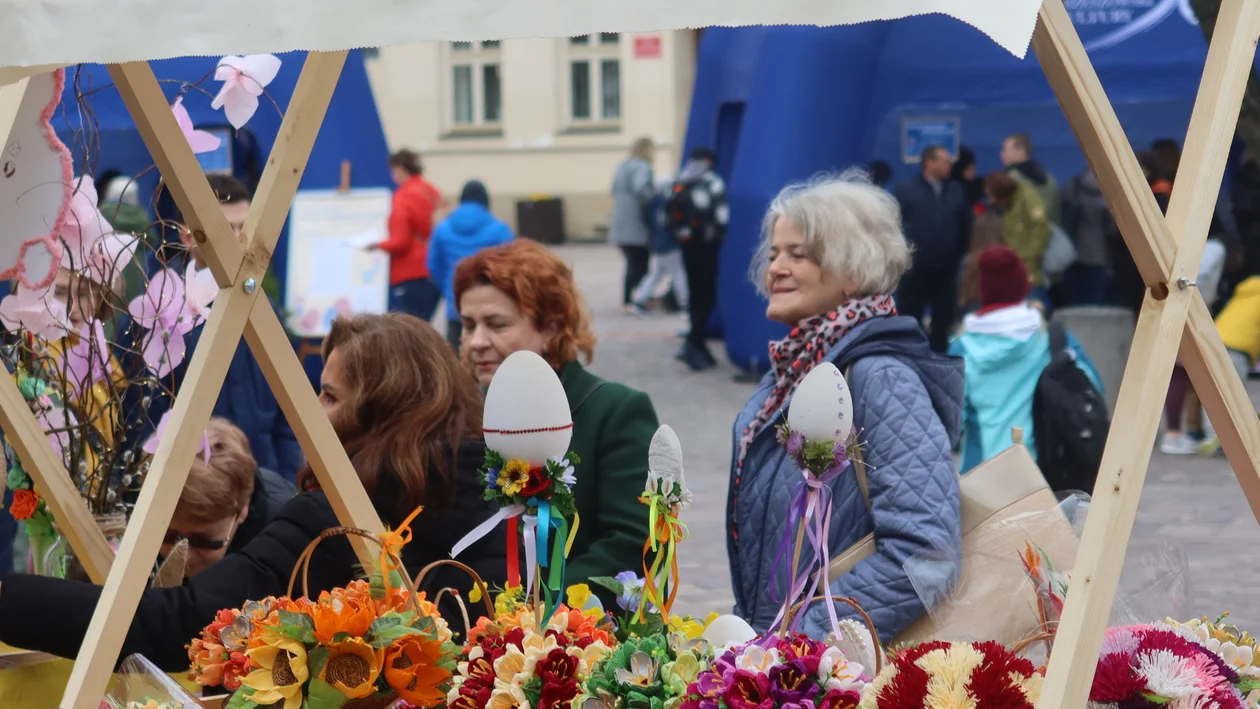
left=726, top=171, right=964, bottom=642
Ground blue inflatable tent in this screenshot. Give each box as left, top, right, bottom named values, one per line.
left=684, top=9, right=1221, bottom=373
left=52, top=50, right=392, bottom=298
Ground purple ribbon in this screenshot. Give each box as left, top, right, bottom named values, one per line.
left=770, top=456, right=851, bottom=637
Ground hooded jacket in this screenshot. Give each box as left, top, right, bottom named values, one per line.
left=1008, top=160, right=1061, bottom=225
left=427, top=202, right=514, bottom=320
left=948, top=305, right=1101, bottom=474
left=728, top=316, right=964, bottom=642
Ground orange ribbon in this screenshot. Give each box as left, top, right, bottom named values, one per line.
left=636, top=494, right=686, bottom=623
left=378, top=505, right=424, bottom=600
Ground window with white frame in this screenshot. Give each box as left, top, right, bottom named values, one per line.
left=449, top=41, right=502, bottom=128
left=567, top=33, right=621, bottom=124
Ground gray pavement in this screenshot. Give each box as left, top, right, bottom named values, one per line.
left=470, top=243, right=1260, bottom=630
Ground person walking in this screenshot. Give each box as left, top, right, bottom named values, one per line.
left=669, top=146, right=729, bottom=371
left=893, top=145, right=972, bottom=352
left=629, top=174, right=689, bottom=316
left=610, top=137, right=656, bottom=311
left=369, top=149, right=444, bottom=321
left=426, top=179, right=514, bottom=349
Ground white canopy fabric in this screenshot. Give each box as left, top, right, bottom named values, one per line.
left=0, top=0, right=1044, bottom=72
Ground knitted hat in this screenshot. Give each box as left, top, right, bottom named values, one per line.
left=977, top=245, right=1030, bottom=308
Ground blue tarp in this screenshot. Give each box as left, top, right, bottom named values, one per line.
left=52, top=50, right=392, bottom=298
left=684, top=9, right=1223, bottom=372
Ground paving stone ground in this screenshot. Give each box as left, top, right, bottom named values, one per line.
left=449, top=243, right=1260, bottom=630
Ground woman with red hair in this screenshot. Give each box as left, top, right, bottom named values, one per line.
left=454, top=239, right=659, bottom=597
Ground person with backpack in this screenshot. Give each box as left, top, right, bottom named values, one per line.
left=629, top=174, right=689, bottom=316
left=668, top=146, right=729, bottom=371
left=949, top=246, right=1105, bottom=492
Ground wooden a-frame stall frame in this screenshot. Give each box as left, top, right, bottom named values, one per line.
left=0, top=0, right=1253, bottom=706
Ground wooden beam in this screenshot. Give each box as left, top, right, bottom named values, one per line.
left=0, top=374, right=113, bottom=583
left=107, top=63, right=243, bottom=287
left=244, top=298, right=383, bottom=539
left=1031, top=0, right=1174, bottom=285
left=1035, top=1, right=1260, bottom=706
left=59, top=283, right=259, bottom=709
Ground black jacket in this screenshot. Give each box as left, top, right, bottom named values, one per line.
left=228, top=467, right=297, bottom=555
left=0, top=440, right=506, bottom=671
left=892, top=175, right=972, bottom=268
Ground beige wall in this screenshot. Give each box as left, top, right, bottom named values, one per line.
left=365, top=32, right=696, bottom=240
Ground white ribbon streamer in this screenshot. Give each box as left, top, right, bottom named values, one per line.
left=451, top=503, right=526, bottom=559
left=523, top=514, right=539, bottom=596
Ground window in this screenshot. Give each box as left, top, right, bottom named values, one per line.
left=567, top=34, right=621, bottom=124
left=447, top=42, right=502, bottom=129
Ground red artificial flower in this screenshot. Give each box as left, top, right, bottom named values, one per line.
left=9, top=489, right=39, bottom=521
left=965, top=641, right=1040, bottom=707
left=818, top=689, right=862, bottom=709
left=866, top=642, right=947, bottom=709
left=537, top=648, right=579, bottom=684
left=465, top=655, right=496, bottom=684
left=518, top=466, right=552, bottom=497
left=451, top=681, right=493, bottom=709
left=723, top=670, right=774, bottom=709
left=538, top=678, right=579, bottom=709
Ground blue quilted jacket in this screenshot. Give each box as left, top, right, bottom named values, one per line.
left=726, top=316, right=964, bottom=642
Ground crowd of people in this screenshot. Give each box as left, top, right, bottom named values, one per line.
left=3, top=130, right=1258, bottom=692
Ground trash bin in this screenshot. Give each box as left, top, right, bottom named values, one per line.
left=516, top=196, right=566, bottom=245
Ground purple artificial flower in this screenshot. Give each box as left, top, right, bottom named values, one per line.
left=614, top=570, right=646, bottom=611
left=769, top=660, right=814, bottom=705
left=786, top=431, right=805, bottom=457
left=781, top=702, right=816, bottom=709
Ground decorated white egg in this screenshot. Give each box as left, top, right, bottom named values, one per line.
left=703, top=614, right=757, bottom=648
left=483, top=350, right=573, bottom=464
left=647, top=424, right=684, bottom=490
left=787, top=362, right=854, bottom=445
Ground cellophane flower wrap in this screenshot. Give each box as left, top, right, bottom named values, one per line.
left=193, top=579, right=456, bottom=709
left=99, top=653, right=205, bottom=709
left=858, top=641, right=1041, bottom=709
left=450, top=584, right=617, bottom=709
left=1087, top=623, right=1249, bottom=708
left=681, top=633, right=869, bottom=709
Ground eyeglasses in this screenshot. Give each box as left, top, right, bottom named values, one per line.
left=163, top=529, right=231, bottom=551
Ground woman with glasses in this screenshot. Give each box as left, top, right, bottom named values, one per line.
left=0, top=313, right=505, bottom=674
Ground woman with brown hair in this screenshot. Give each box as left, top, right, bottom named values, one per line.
left=454, top=239, right=659, bottom=600
left=0, top=313, right=506, bottom=671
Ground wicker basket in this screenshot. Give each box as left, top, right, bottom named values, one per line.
left=785, top=594, right=884, bottom=676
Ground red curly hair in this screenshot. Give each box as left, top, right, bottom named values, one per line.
left=453, top=240, right=596, bottom=369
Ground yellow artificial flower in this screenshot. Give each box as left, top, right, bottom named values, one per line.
left=468, top=584, right=483, bottom=603
left=320, top=637, right=385, bottom=699
left=242, top=637, right=309, bottom=709
left=494, top=584, right=526, bottom=617
left=497, top=460, right=532, bottom=496
left=567, top=583, right=593, bottom=611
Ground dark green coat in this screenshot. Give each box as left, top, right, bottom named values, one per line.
left=558, top=360, right=658, bottom=594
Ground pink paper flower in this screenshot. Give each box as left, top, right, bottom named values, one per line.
left=62, top=321, right=111, bottom=397
left=172, top=96, right=222, bottom=154
left=184, top=261, right=219, bottom=325
left=59, top=182, right=111, bottom=271
left=0, top=284, right=70, bottom=341
left=127, top=269, right=198, bottom=377
left=143, top=410, right=210, bottom=464
left=210, top=54, right=282, bottom=129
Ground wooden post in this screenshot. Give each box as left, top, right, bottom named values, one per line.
left=1032, top=1, right=1260, bottom=705
left=58, top=52, right=385, bottom=709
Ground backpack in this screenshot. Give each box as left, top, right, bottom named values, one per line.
left=664, top=177, right=705, bottom=238
left=1032, top=320, right=1109, bottom=493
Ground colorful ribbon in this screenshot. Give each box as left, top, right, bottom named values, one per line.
left=378, top=505, right=423, bottom=600
left=769, top=459, right=849, bottom=637
left=635, top=491, right=687, bottom=623
left=531, top=497, right=579, bottom=627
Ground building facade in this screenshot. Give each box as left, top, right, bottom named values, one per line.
left=365, top=31, right=697, bottom=240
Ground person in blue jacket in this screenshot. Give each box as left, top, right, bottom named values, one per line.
left=949, top=245, right=1102, bottom=474
left=128, top=175, right=303, bottom=481
left=427, top=179, right=514, bottom=349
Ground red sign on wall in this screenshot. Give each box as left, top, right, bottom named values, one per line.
left=634, top=35, right=662, bottom=59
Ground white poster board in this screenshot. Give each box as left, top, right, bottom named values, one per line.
left=285, top=188, right=392, bottom=338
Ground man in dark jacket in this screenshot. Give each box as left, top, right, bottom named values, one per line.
left=137, top=175, right=303, bottom=480
left=893, top=145, right=972, bottom=352
left=671, top=146, right=729, bottom=371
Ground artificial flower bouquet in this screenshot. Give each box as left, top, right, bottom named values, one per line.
left=680, top=633, right=870, bottom=709
left=1087, top=622, right=1257, bottom=708
left=579, top=631, right=711, bottom=709
left=191, top=579, right=457, bottom=709
left=450, top=583, right=617, bottom=709
left=858, top=641, right=1042, bottom=708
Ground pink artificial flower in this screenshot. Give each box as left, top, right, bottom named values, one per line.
left=59, top=181, right=111, bottom=271
left=127, top=269, right=197, bottom=377
left=143, top=410, right=210, bottom=464
left=210, top=54, right=282, bottom=129
left=36, top=404, right=77, bottom=461
left=0, top=284, right=70, bottom=341
left=62, top=321, right=111, bottom=397
left=184, top=260, right=219, bottom=325
left=172, top=96, right=222, bottom=154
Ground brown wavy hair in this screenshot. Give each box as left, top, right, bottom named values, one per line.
left=453, top=240, right=596, bottom=369
left=297, top=313, right=483, bottom=515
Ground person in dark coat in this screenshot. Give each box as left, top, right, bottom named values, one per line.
left=950, top=145, right=985, bottom=210
left=0, top=314, right=506, bottom=670
left=892, top=144, right=973, bottom=352
left=133, top=174, right=303, bottom=480
left=454, top=240, right=658, bottom=607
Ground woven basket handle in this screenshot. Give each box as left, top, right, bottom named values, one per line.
left=786, top=594, right=883, bottom=676
left=413, top=559, right=494, bottom=621
left=285, top=526, right=424, bottom=617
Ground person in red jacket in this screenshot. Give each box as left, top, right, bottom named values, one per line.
left=368, top=149, right=444, bottom=320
